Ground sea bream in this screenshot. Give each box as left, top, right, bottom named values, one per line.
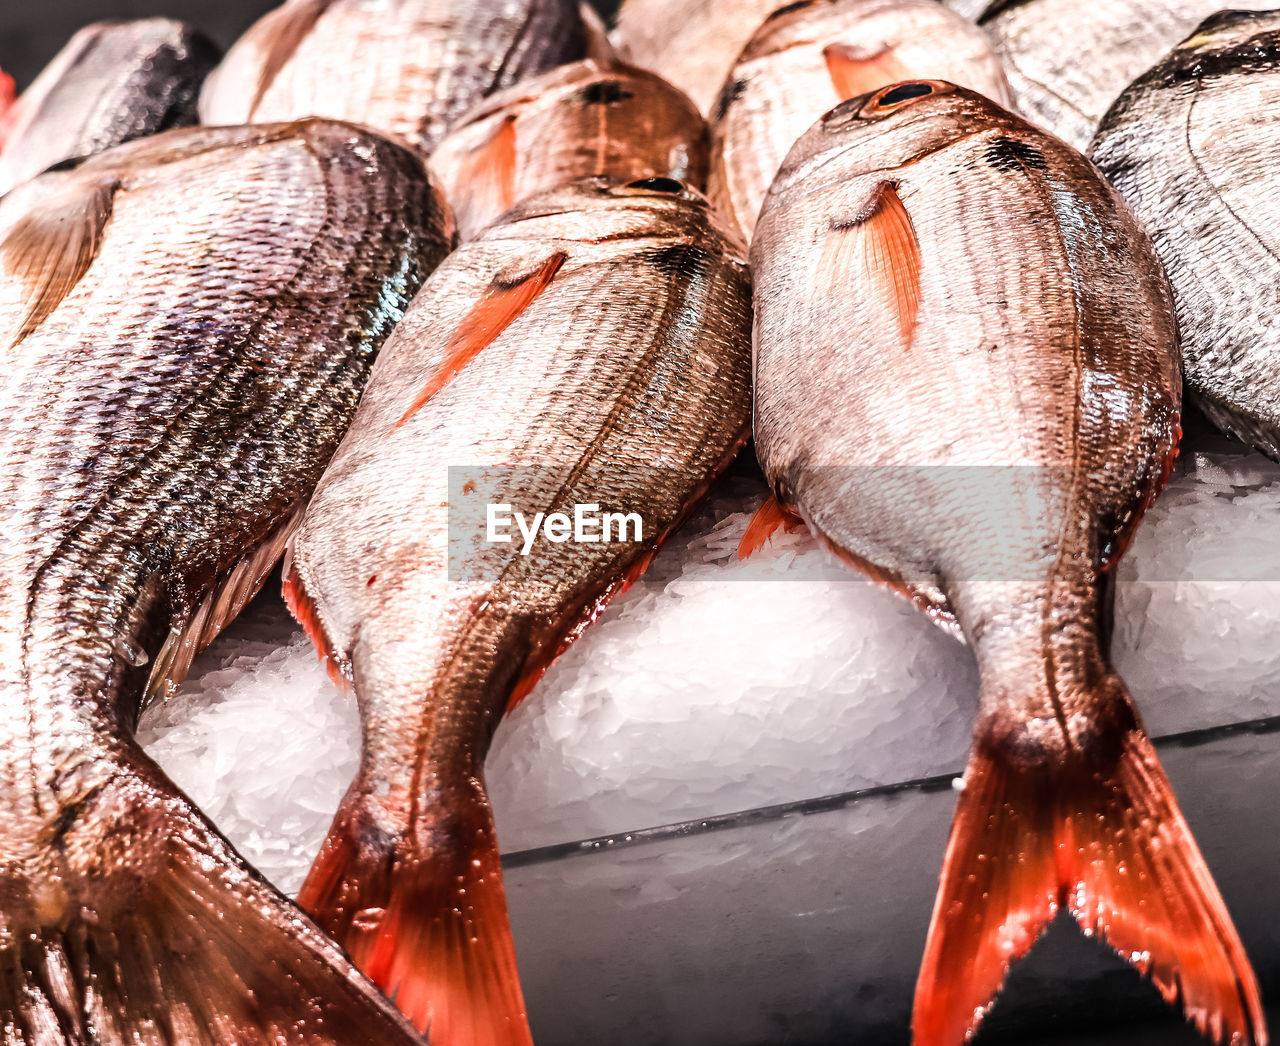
left=708, top=0, right=1011, bottom=241
left=612, top=0, right=782, bottom=114
left=747, top=81, right=1266, bottom=1045
left=283, top=176, right=753, bottom=1044
left=0, top=19, right=220, bottom=197
left=431, top=58, right=708, bottom=240
left=0, top=119, right=452, bottom=1043
left=981, top=0, right=1277, bottom=150
left=1091, top=11, right=1280, bottom=461
left=200, top=0, right=587, bottom=154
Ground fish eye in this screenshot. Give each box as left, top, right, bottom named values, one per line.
left=623, top=177, right=685, bottom=194
left=875, top=82, right=935, bottom=108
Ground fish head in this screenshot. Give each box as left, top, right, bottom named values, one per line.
left=767, top=80, right=1007, bottom=198
left=483, top=175, right=746, bottom=256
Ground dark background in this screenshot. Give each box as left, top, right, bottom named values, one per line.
left=0, top=0, right=621, bottom=90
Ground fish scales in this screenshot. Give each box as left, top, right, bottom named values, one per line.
left=1091, top=10, right=1280, bottom=460
left=285, top=177, right=752, bottom=1045
left=0, top=119, right=453, bottom=1044
left=0, top=19, right=221, bottom=196
left=200, top=0, right=588, bottom=154
left=750, top=81, right=1265, bottom=1046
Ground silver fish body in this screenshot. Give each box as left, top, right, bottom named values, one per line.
left=709, top=0, right=1011, bottom=241
left=201, top=0, right=588, bottom=154
left=1091, top=10, right=1280, bottom=458
left=0, top=120, right=453, bottom=1044
left=981, top=0, right=1278, bottom=149
left=0, top=19, right=220, bottom=196
left=284, top=177, right=753, bottom=1043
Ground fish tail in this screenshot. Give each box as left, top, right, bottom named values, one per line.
left=0, top=743, right=422, bottom=1044
left=299, top=776, right=532, bottom=1046
left=913, top=675, right=1266, bottom=1046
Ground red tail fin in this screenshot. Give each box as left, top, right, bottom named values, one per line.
left=913, top=681, right=1266, bottom=1046
left=299, top=778, right=531, bottom=1046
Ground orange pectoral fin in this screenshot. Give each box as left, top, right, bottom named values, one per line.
left=456, top=113, right=518, bottom=228
left=737, top=493, right=806, bottom=560
left=822, top=181, right=921, bottom=350
left=823, top=43, right=910, bottom=101
left=394, top=250, right=567, bottom=430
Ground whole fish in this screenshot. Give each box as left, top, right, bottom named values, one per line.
left=432, top=58, right=708, bottom=240
left=981, top=0, right=1276, bottom=150
left=1091, top=11, right=1280, bottom=460
left=200, top=0, right=587, bottom=155
left=0, top=120, right=452, bottom=1043
left=0, top=19, right=220, bottom=197
left=283, top=176, right=753, bottom=1044
left=748, top=82, right=1265, bottom=1045
left=709, top=0, right=1012, bottom=241
left=612, top=0, right=781, bottom=114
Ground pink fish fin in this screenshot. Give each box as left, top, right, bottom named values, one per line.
left=579, top=2, right=618, bottom=63
left=823, top=181, right=921, bottom=351
left=250, top=0, right=335, bottom=116
left=299, top=776, right=533, bottom=1045
left=0, top=741, right=427, bottom=1044
left=143, top=507, right=303, bottom=707
left=282, top=550, right=349, bottom=691
left=737, top=493, right=806, bottom=560
left=456, top=114, right=519, bottom=232
left=913, top=681, right=1266, bottom=1046
left=1, top=173, right=120, bottom=348
left=823, top=43, right=910, bottom=101
left=394, top=250, right=567, bottom=430
left=0, top=66, right=15, bottom=148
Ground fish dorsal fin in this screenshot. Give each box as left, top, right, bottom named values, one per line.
left=394, top=250, right=567, bottom=430
left=456, top=114, right=518, bottom=231
left=823, top=43, right=910, bottom=101
left=251, top=0, right=334, bottom=116
left=737, top=493, right=807, bottom=560
left=822, top=181, right=921, bottom=350
left=2, top=174, right=119, bottom=348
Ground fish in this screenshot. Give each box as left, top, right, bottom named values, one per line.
left=612, top=0, right=782, bottom=114
left=1091, top=11, right=1280, bottom=461
left=708, top=0, right=1012, bottom=241
left=0, top=118, right=454, bottom=1043
left=282, top=176, right=753, bottom=1044
left=981, top=0, right=1277, bottom=150
left=748, top=81, right=1266, bottom=1046
left=0, top=19, right=221, bottom=197
left=431, top=58, right=708, bottom=240
left=200, top=0, right=588, bottom=155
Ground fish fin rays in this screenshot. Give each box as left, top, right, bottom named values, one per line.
left=250, top=0, right=334, bottom=116
left=394, top=250, right=567, bottom=430
left=1, top=174, right=119, bottom=348
left=144, top=508, right=302, bottom=707
left=0, top=746, right=425, bottom=1044
left=913, top=685, right=1266, bottom=1046
left=823, top=181, right=921, bottom=350
left=455, top=114, right=519, bottom=233
left=283, top=550, right=349, bottom=690
left=737, top=493, right=806, bottom=560
left=299, top=780, right=533, bottom=1045
left=823, top=43, right=910, bottom=100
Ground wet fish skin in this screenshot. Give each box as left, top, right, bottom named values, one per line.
left=612, top=0, right=781, bottom=114
left=285, top=176, right=752, bottom=1044
left=0, top=119, right=453, bottom=1044
left=1091, top=10, right=1280, bottom=460
left=752, top=82, right=1265, bottom=1046
left=201, top=0, right=588, bottom=154
left=432, top=57, right=709, bottom=240
left=0, top=19, right=221, bottom=197
left=708, top=0, right=1012, bottom=241
left=982, top=0, right=1278, bottom=150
